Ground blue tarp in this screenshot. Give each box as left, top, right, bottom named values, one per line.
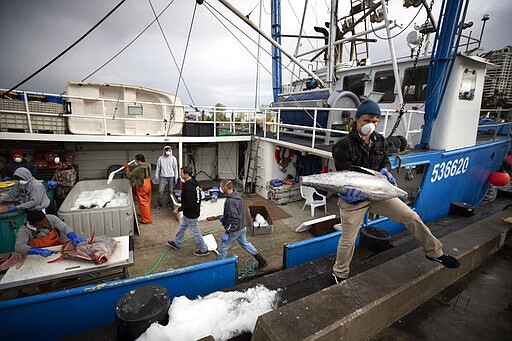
left=280, top=90, right=331, bottom=128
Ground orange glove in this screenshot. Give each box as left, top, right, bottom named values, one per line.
left=124, top=163, right=130, bottom=171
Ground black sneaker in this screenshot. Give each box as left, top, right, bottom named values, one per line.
left=166, top=241, right=180, bottom=250
left=425, top=254, right=460, bottom=268
left=194, top=249, right=209, bottom=257
left=331, top=272, right=347, bottom=284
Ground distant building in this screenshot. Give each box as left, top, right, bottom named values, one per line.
left=483, top=45, right=512, bottom=104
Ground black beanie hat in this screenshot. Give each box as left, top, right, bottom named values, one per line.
left=27, top=210, right=46, bottom=225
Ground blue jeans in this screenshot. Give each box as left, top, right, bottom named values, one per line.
left=217, top=227, right=258, bottom=259
left=158, top=177, right=174, bottom=206
left=174, top=216, right=208, bottom=252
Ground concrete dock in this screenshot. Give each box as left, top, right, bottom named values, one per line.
left=251, top=209, right=511, bottom=340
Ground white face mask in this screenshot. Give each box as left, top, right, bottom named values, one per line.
left=14, top=157, right=22, bottom=163
left=19, top=180, right=28, bottom=185
left=165, top=151, right=171, bottom=156
left=219, top=187, right=224, bottom=194
left=360, top=123, right=376, bottom=136
left=54, top=157, right=60, bottom=163
left=180, top=177, right=186, bottom=183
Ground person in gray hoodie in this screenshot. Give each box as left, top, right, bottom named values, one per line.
left=15, top=210, right=85, bottom=257
left=217, top=179, right=267, bottom=270
left=0, top=167, right=50, bottom=212
left=154, top=145, right=179, bottom=208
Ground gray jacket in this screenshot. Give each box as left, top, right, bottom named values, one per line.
left=0, top=167, right=50, bottom=211
left=15, top=214, right=73, bottom=254
left=222, top=191, right=245, bottom=233
left=155, top=146, right=178, bottom=180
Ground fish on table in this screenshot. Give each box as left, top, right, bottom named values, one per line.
left=300, top=166, right=408, bottom=201
left=49, top=235, right=118, bottom=265
left=0, top=252, right=27, bottom=271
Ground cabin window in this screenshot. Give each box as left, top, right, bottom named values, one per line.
left=459, top=68, right=476, bottom=101
left=343, top=73, right=365, bottom=99
left=402, top=66, right=429, bottom=102
left=128, top=104, right=143, bottom=115
left=373, top=70, right=396, bottom=103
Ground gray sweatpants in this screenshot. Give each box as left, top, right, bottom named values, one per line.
left=332, top=197, right=443, bottom=278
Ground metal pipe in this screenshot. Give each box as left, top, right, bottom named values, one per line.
left=290, top=0, right=309, bottom=85
left=216, top=0, right=325, bottom=87
left=295, top=22, right=392, bottom=58
left=381, top=0, right=404, bottom=107
left=326, top=0, right=339, bottom=90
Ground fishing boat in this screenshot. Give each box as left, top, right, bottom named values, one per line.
left=0, top=0, right=510, bottom=340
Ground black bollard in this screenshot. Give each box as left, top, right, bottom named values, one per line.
left=116, top=284, right=170, bottom=341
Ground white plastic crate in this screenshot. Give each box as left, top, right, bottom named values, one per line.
left=58, top=179, right=134, bottom=238
left=0, top=99, right=67, bottom=133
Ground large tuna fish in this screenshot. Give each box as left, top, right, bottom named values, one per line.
left=300, top=167, right=407, bottom=201
left=49, top=235, right=117, bottom=265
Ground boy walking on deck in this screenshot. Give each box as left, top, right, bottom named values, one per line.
left=217, top=179, right=267, bottom=270
left=166, top=166, right=209, bottom=256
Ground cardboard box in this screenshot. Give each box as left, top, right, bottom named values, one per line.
left=248, top=206, right=273, bottom=236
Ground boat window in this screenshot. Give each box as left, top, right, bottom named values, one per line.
left=459, top=68, right=476, bottom=101
left=402, top=66, right=429, bottom=102
left=343, top=73, right=366, bottom=99
left=128, top=105, right=143, bottom=115
left=373, top=70, right=396, bottom=103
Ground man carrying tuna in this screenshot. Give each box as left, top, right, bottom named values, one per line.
left=331, top=99, right=459, bottom=284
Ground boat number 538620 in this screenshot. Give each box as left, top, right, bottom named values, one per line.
left=430, top=157, right=469, bottom=183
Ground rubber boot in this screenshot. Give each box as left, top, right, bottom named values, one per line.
left=254, top=252, right=268, bottom=270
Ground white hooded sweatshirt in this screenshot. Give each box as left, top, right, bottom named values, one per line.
left=155, top=146, right=178, bottom=180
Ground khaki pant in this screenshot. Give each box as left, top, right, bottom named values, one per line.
left=332, top=197, right=443, bottom=278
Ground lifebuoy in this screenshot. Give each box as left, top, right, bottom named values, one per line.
left=275, top=147, right=295, bottom=172
left=275, top=147, right=294, bottom=164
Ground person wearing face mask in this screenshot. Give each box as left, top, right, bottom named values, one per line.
left=14, top=210, right=85, bottom=257
left=51, top=156, right=77, bottom=209
left=2, top=150, right=38, bottom=181
left=330, top=99, right=459, bottom=284
left=125, top=154, right=152, bottom=224
left=154, top=146, right=179, bottom=209
left=0, top=167, right=49, bottom=212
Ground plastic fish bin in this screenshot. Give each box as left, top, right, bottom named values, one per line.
left=57, top=179, right=134, bottom=238
left=0, top=210, right=27, bottom=253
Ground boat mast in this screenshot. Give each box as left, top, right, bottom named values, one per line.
left=271, top=0, right=282, bottom=101
left=380, top=0, right=404, bottom=108
left=215, top=0, right=325, bottom=100
left=326, top=0, right=338, bottom=90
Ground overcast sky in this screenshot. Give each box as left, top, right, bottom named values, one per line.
left=0, top=0, right=510, bottom=108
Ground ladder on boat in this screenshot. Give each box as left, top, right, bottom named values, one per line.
left=243, top=137, right=261, bottom=195
left=347, top=0, right=371, bottom=64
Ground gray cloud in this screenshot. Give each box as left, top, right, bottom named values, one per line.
left=0, top=0, right=509, bottom=108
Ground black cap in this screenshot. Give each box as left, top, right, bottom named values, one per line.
left=27, top=210, right=46, bottom=224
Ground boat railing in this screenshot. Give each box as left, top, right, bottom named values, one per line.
left=262, top=106, right=425, bottom=147
left=0, top=89, right=262, bottom=137
left=478, top=108, right=512, bottom=140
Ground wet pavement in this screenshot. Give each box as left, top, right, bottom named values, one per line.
left=373, top=241, right=512, bottom=341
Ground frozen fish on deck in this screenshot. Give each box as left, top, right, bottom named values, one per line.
left=300, top=167, right=407, bottom=201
